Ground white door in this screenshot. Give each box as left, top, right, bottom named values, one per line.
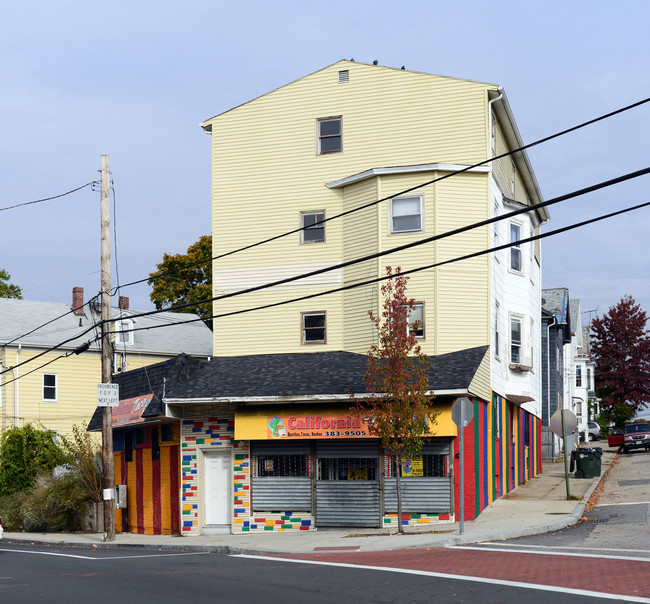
left=204, top=450, right=231, bottom=525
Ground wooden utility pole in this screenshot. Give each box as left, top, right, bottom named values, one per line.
left=100, top=154, right=115, bottom=541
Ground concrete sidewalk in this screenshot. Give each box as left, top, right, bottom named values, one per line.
left=3, top=447, right=616, bottom=555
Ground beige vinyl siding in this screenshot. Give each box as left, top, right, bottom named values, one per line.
left=468, top=347, right=492, bottom=402
left=208, top=61, right=498, bottom=355
left=212, top=288, right=344, bottom=356
left=342, top=179, right=380, bottom=353
left=434, top=173, right=490, bottom=354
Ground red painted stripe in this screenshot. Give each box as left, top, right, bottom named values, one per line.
left=136, top=449, right=144, bottom=534
left=121, top=453, right=129, bottom=533
left=170, top=445, right=180, bottom=534
left=152, top=458, right=161, bottom=534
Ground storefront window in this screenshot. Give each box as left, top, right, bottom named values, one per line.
left=318, top=457, right=377, bottom=481
left=390, top=454, right=448, bottom=478
left=255, top=455, right=309, bottom=477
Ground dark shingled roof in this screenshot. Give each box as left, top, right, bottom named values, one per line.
left=87, top=353, right=205, bottom=430
left=176, top=346, right=489, bottom=399
left=88, top=347, right=488, bottom=430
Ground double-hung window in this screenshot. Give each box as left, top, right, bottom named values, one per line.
left=318, top=117, right=342, bottom=154
left=510, top=317, right=522, bottom=364
left=390, top=195, right=423, bottom=233
left=43, top=373, right=57, bottom=402
left=494, top=303, right=500, bottom=358
left=407, top=303, right=425, bottom=338
left=300, top=211, right=325, bottom=243
left=576, top=366, right=582, bottom=387
left=302, top=311, right=326, bottom=344
left=510, top=222, right=522, bottom=272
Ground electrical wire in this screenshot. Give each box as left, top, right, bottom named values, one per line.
left=3, top=195, right=649, bottom=386
left=118, top=199, right=650, bottom=337
left=106, top=165, right=650, bottom=323
left=0, top=182, right=98, bottom=212
left=2, top=295, right=101, bottom=347
left=116, top=94, right=650, bottom=295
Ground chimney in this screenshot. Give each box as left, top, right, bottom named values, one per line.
left=118, top=296, right=129, bottom=310
left=72, top=287, right=85, bottom=315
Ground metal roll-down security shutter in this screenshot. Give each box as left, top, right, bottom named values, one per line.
left=251, top=442, right=312, bottom=512
left=315, top=440, right=380, bottom=527
left=384, top=438, right=452, bottom=513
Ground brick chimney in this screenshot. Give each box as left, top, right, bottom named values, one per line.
left=118, top=296, right=129, bottom=310
left=72, top=287, right=84, bottom=315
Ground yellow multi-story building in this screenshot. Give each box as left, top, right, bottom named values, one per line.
left=0, top=287, right=212, bottom=438
left=169, top=61, right=552, bottom=535
left=202, top=61, right=547, bottom=398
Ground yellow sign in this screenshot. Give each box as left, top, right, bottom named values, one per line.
left=234, top=403, right=457, bottom=441
left=401, top=456, right=423, bottom=477
left=347, top=468, right=368, bottom=480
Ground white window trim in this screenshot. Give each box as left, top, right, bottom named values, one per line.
left=494, top=302, right=500, bottom=360
left=317, top=116, right=342, bottom=155
left=43, top=372, right=58, bottom=402
left=510, top=315, right=523, bottom=365
left=301, top=311, right=327, bottom=345
left=389, top=195, right=424, bottom=234
left=300, top=210, right=326, bottom=244
left=406, top=302, right=425, bottom=339
left=115, top=318, right=134, bottom=346
left=509, top=221, right=523, bottom=274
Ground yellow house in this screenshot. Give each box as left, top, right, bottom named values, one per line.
left=202, top=60, right=547, bottom=407
left=0, top=287, right=212, bottom=438
left=178, top=61, right=552, bottom=534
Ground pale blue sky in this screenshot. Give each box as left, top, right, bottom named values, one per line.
left=2, top=1, right=649, bottom=328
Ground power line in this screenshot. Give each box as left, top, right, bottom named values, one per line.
left=120, top=198, right=650, bottom=338
left=117, top=94, right=650, bottom=295
left=105, top=165, right=650, bottom=323
left=4, top=195, right=649, bottom=387
left=0, top=182, right=97, bottom=212
left=2, top=295, right=101, bottom=347
left=4, top=165, right=649, bottom=379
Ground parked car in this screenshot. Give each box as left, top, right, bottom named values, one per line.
left=587, top=421, right=602, bottom=441
left=623, top=422, right=650, bottom=454
left=607, top=426, right=624, bottom=449
left=0, top=515, right=3, bottom=541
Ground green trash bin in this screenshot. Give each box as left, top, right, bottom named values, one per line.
left=574, top=448, right=597, bottom=479
left=591, top=446, right=603, bottom=476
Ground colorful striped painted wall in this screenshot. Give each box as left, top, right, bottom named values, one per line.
left=454, top=394, right=542, bottom=521
left=113, top=423, right=180, bottom=535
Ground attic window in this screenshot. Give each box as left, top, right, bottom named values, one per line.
left=338, top=70, right=349, bottom=83
left=115, top=319, right=134, bottom=346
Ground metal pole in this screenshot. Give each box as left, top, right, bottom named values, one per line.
left=100, top=154, right=115, bottom=541
left=459, top=406, right=465, bottom=535
left=561, top=409, right=571, bottom=500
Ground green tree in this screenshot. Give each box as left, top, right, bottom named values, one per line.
left=148, top=235, right=212, bottom=329
left=591, top=295, right=650, bottom=419
left=0, top=424, right=64, bottom=497
left=351, top=267, right=437, bottom=533
left=0, top=268, right=22, bottom=299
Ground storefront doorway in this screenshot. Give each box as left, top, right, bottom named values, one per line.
left=204, top=450, right=231, bottom=528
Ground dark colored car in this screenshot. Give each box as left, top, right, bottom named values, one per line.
left=622, top=423, right=650, bottom=454
left=607, top=426, right=624, bottom=449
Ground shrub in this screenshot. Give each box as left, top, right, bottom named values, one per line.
left=20, top=473, right=90, bottom=532
left=0, top=424, right=64, bottom=497
left=0, top=492, right=27, bottom=531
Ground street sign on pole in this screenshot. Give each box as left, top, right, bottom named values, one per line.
left=452, top=396, right=474, bottom=535
left=550, top=409, right=577, bottom=500
left=98, top=383, right=119, bottom=407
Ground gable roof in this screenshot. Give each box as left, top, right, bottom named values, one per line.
left=0, top=297, right=213, bottom=356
